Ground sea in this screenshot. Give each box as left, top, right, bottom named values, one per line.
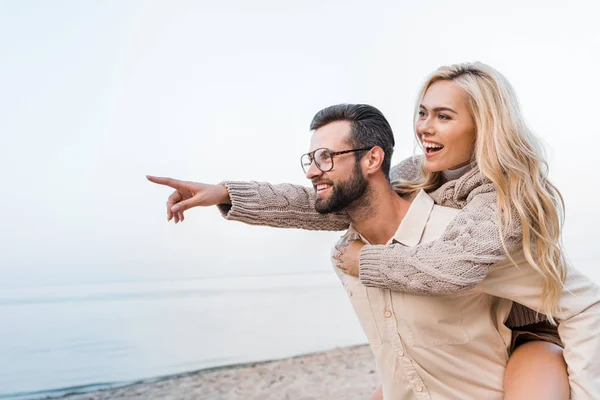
left=3, top=259, right=599, bottom=400
left=0, top=273, right=366, bottom=399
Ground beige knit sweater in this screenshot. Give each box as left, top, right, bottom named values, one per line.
left=218, top=156, right=545, bottom=328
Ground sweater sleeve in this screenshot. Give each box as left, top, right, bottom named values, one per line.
left=216, top=181, right=349, bottom=231
left=359, top=187, right=522, bottom=294
left=215, top=156, right=422, bottom=231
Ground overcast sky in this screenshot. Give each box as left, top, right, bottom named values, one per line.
left=1, top=0, right=599, bottom=286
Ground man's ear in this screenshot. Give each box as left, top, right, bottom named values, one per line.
left=364, top=146, right=385, bottom=176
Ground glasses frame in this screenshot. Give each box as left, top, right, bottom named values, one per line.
left=300, top=146, right=373, bottom=174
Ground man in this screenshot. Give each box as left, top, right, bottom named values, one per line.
left=147, top=104, right=515, bottom=399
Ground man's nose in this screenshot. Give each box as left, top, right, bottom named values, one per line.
left=305, top=161, right=322, bottom=180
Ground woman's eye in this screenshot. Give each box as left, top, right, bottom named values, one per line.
left=418, top=110, right=426, bottom=117
left=438, top=114, right=450, bottom=120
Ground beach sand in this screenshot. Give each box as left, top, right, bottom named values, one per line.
left=59, top=345, right=378, bottom=400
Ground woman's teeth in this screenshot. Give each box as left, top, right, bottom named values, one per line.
left=423, top=142, right=444, bottom=153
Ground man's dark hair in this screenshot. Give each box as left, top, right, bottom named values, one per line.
left=309, top=104, right=395, bottom=180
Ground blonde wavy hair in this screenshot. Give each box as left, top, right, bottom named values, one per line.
left=396, top=62, right=567, bottom=322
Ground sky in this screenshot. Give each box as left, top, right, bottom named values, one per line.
left=0, top=0, right=599, bottom=286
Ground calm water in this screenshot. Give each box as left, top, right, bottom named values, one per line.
left=0, top=273, right=366, bottom=399
left=3, top=261, right=599, bottom=399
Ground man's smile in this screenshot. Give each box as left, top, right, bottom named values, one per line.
left=314, top=182, right=333, bottom=195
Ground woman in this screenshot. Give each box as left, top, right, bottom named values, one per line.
left=150, top=63, right=600, bottom=398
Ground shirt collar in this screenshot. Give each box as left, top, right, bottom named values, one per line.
left=390, top=190, right=434, bottom=246
left=346, top=190, right=435, bottom=246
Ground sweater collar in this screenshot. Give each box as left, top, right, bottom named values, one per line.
left=428, top=165, right=490, bottom=208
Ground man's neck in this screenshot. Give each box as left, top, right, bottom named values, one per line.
left=345, top=182, right=411, bottom=245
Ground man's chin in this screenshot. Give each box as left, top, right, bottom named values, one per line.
left=314, top=200, right=330, bottom=214
left=315, top=199, right=344, bottom=214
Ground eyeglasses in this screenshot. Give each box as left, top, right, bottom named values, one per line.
left=300, top=147, right=373, bottom=174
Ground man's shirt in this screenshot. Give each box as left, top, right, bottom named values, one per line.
left=333, top=190, right=513, bottom=399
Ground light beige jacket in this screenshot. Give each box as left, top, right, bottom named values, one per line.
left=335, top=190, right=512, bottom=399
left=336, top=190, right=600, bottom=399
left=477, top=254, right=600, bottom=399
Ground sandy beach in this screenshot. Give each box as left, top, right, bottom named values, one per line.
left=57, top=345, right=378, bottom=400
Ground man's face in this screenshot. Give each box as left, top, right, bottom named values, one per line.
left=304, top=121, right=368, bottom=214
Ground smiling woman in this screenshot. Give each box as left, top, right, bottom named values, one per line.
left=416, top=80, right=477, bottom=171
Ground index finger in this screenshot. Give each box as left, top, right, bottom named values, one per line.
left=146, top=175, right=184, bottom=190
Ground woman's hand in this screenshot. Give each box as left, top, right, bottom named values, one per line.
left=146, top=176, right=231, bottom=223
left=333, top=239, right=364, bottom=277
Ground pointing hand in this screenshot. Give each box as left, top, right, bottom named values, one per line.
left=146, top=176, right=231, bottom=223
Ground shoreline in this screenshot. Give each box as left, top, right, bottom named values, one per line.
left=46, top=344, right=378, bottom=400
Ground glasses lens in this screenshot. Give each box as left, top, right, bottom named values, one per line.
left=314, top=149, right=332, bottom=172
left=301, top=154, right=312, bottom=174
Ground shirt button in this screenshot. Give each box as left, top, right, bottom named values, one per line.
left=384, top=310, right=392, bottom=318
left=416, top=386, right=423, bottom=392
left=347, top=289, right=353, bottom=296
left=397, top=349, right=404, bottom=357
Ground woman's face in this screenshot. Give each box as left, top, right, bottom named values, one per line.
left=416, top=80, right=477, bottom=172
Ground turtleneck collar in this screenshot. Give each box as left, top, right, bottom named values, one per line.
left=442, top=163, right=473, bottom=182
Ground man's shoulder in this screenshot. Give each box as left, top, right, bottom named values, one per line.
left=430, top=203, right=460, bottom=220
left=423, top=203, right=459, bottom=239
left=404, top=190, right=458, bottom=243
left=418, top=190, right=460, bottom=221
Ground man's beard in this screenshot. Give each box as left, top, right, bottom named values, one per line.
left=315, top=163, right=368, bottom=214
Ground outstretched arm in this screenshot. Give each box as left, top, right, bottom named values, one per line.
left=208, top=156, right=422, bottom=231
left=217, top=181, right=350, bottom=231
left=146, top=156, right=422, bottom=230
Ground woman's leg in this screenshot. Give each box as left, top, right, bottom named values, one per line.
left=504, top=340, right=569, bottom=400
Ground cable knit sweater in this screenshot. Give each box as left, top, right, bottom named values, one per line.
left=217, top=156, right=545, bottom=328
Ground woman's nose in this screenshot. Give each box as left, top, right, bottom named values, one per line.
left=416, top=117, right=434, bottom=136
